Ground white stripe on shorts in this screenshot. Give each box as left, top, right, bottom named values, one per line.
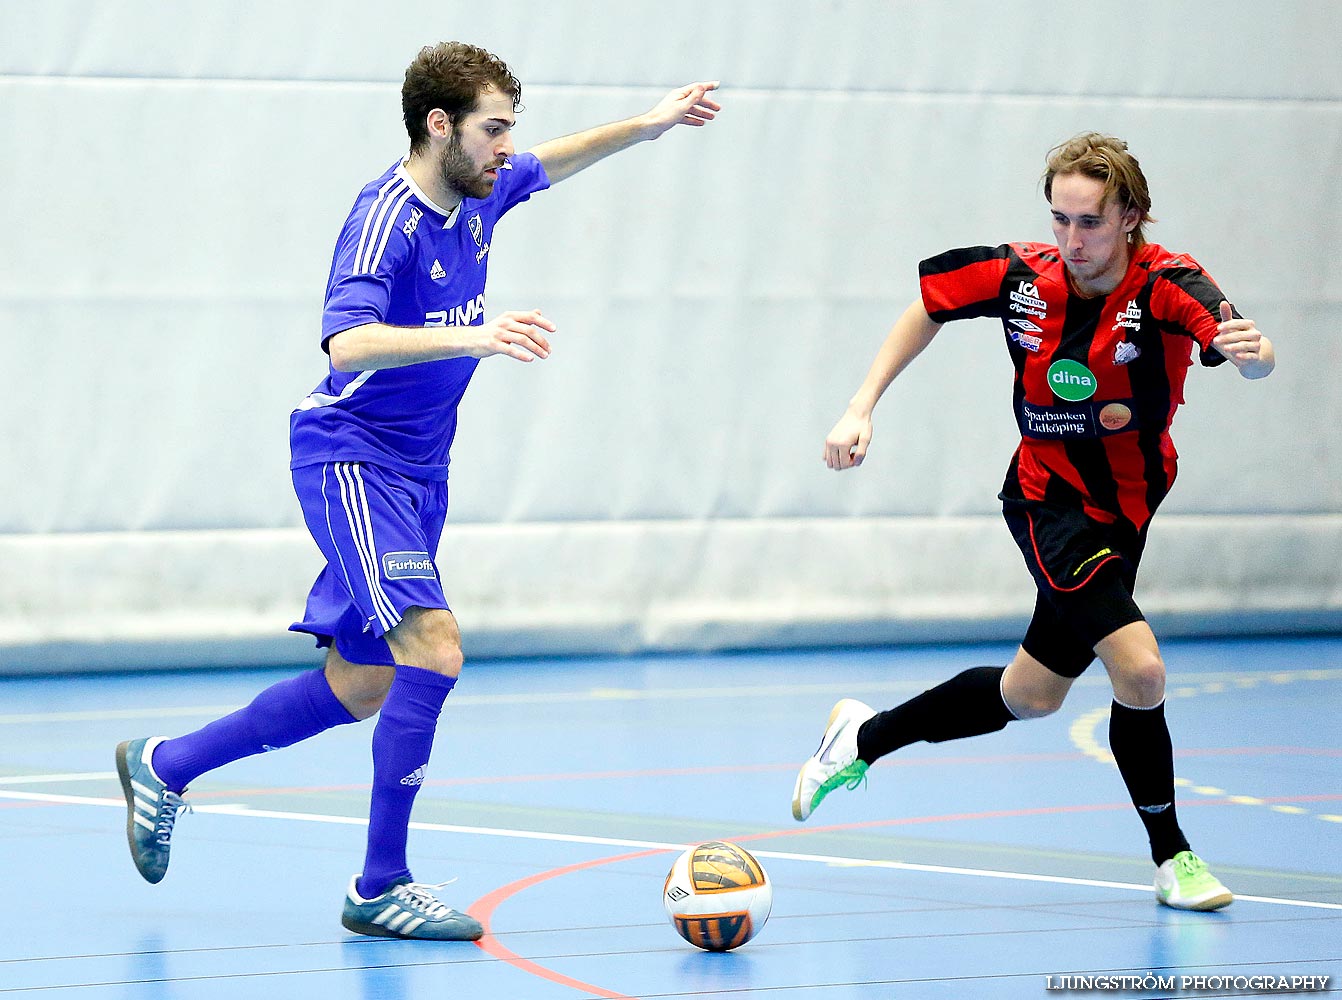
left=330, top=462, right=401, bottom=633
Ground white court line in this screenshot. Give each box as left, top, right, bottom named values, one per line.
left=0, top=772, right=114, bottom=784
left=4, top=788, right=1339, bottom=911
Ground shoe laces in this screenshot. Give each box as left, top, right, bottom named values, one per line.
left=390, top=879, right=459, bottom=919
left=1174, top=852, right=1206, bottom=879
left=155, top=791, right=190, bottom=846
left=820, top=760, right=868, bottom=796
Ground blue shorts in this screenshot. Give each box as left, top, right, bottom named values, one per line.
left=289, top=461, right=450, bottom=666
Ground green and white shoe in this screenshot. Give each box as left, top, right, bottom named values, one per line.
left=791, top=698, right=874, bottom=821
left=1154, top=851, right=1233, bottom=911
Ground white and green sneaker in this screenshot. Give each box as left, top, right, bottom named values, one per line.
left=1154, top=851, right=1233, bottom=911
left=342, top=876, right=484, bottom=940
left=115, top=736, right=189, bottom=884
left=791, top=698, right=875, bottom=821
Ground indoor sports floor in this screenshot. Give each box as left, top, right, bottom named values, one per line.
left=2, top=636, right=1339, bottom=998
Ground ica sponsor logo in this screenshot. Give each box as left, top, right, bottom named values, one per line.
left=1047, top=359, right=1097, bottom=402
left=382, top=551, right=436, bottom=580
left=1009, top=280, right=1048, bottom=318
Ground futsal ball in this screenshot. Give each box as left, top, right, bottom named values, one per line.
left=663, top=841, right=772, bottom=951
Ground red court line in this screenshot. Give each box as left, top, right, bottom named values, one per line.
left=468, top=847, right=667, bottom=1000
left=461, top=789, right=1342, bottom=998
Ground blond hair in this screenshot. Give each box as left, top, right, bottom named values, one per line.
left=1043, top=133, right=1155, bottom=246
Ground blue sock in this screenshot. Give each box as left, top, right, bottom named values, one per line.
left=357, top=665, right=456, bottom=900
left=152, top=668, right=357, bottom=792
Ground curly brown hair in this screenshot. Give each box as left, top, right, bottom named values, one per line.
left=1043, top=133, right=1156, bottom=247
left=402, top=42, right=522, bottom=155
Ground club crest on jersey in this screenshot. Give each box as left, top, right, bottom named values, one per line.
left=469, top=214, right=484, bottom=248
left=1009, top=280, right=1047, bottom=319
left=1008, top=317, right=1043, bottom=352
left=1114, top=340, right=1141, bottom=365
left=1114, top=299, right=1142, bottom=331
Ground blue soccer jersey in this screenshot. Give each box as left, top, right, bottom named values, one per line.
left=289, top=153, right=550, bottom=480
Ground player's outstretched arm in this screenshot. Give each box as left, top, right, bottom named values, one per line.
left=328, top=310, right=557, bottom=372
left=1212, top=300, right=1275, bottom=380
left=528, top=82, right=720, bottom=185
left=824, top=300, right=943, bottom=471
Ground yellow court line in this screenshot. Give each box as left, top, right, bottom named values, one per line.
left=1068, top=669, right=1341, bottom=824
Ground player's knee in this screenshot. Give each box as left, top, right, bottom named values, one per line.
left=1007, top=689, right=1066, bottom=719
left=1114, top=650, right=1166, bottom=706
left=387, top=607, right=465, bottom=677
left=324, top=658, right=394, bottom=721
left=416, top=642, right=465, bottom=678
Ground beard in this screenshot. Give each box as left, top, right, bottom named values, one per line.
left=439, top=130, right=497, bottom=201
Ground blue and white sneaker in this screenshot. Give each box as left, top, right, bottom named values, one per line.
left=342, top=876, right=484, bottom=940
left=115, top=737, right=189, bottom=884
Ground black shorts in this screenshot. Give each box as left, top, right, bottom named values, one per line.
left=1001, top=496, right=1147, bottom=678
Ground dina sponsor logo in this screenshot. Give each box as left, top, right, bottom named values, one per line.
left=1046, top=359, right=1097, bottom=402
left=382, top=551, right=436, bottom=580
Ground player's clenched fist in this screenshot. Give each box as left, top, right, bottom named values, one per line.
left=823, top=411, right=872, bottom=471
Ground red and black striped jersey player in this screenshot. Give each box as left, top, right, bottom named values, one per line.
left=791, top=133, right=1275, bottom=912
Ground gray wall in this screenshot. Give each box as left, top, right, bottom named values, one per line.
left=3, top=1, right=1339, bottom=670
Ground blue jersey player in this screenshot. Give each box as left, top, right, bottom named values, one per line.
left=116, top=42, right=721, bottom=940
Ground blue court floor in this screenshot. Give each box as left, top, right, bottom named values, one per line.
left=1, top=637, right=1339, bottom=998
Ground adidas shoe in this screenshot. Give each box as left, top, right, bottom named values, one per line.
left=1154, top=851, right=1233, bottom=911
left=342, top=876, right=484, bottom=941
left=115, top=737, right=189, bottom=884
left=792, top=698, right=875, bottom=821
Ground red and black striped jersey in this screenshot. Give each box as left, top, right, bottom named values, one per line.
left=919, top=241, right=1231, bottom=530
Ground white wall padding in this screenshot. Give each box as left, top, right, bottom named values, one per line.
left=2, top=515, right=1340, bottom=672
left=3, top=2, right=1340, bottom=670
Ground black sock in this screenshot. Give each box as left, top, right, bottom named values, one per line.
left=856, top=666, right=1016, bottom=764
left=1108, top=699, right=1190, bottom=865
